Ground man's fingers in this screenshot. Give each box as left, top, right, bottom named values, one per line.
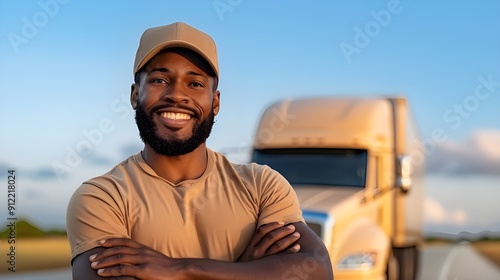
left=90, top=245, right=139, bottom=262
left=264, top=230, right=301, bottom=256
left=254, top=222, right=285, bottom=240
left=95, top=263, right=137, bottom=278
left=91, top=251, right=141, bottom=270
left=257, top=224, right=296, bottom=248
left=90, top=238, right=145, bottom=262
left=246, top=221, right=285, bottom=248
left=285, top=243, right=301, bottom=254
left=237, top=222, right=301, bottom=262
left=99, top=238, right=143, bottom=248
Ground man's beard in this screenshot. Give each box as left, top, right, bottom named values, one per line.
left=135, top=103, right=215, bottom=156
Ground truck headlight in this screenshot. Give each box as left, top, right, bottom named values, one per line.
left=337, top=252, right=377, bottom=270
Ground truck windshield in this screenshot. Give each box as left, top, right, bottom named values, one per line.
left=252, top=148, right=367, bottom=187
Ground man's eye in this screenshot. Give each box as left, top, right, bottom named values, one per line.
left=151, top=78, right=166, bottom=84
left=190, top=81, right=203, bottom=87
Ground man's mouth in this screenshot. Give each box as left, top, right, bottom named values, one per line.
left=160, top=112, right=191, bottom=120
left=154, top=107, right=195, bottom=130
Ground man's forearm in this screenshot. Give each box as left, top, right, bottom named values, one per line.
left=79, top=223, right=334, bottom=279
left=183, top=251, right=333, bottom=280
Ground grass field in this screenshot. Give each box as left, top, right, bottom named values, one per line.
left=470, top=241, right=500, bottom=268
left=0, top=237, right=71, bottom=273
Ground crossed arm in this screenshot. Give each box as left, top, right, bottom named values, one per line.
left=72, top=222, right=333, bottom=280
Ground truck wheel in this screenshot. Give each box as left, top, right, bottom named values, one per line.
left=386, top=251, right=399, bottom=280
left=393, top=246, right=419, bottom=280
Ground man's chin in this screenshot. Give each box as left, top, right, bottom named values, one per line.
left=154, top=130, right=193, bottom=143
left=143, top=130, right=204, bottom=156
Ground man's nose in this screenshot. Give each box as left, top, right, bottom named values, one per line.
left=162, top=80, right=189, bottom=103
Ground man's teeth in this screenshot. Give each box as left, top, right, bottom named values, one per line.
left=161, top=112, right=191, bottom=120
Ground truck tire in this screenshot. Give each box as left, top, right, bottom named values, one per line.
left=386, top=251, right=399, bottom=280
left=393, top=246, right=419, bottom=280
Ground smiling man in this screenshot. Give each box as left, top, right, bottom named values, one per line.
left=66, top=22, right=333, bottom=280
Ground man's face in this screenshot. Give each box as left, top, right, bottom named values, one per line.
left=131, top=49, right=220, bottom=156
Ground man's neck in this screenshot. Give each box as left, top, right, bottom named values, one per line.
left=141, top=144, right=209, bottom=185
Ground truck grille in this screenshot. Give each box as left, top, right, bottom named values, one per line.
left=302, top=211, right=334, bottom=246
left=306, top=222, right=323, bottom=238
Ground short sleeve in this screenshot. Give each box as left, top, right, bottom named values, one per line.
left=256, top=166, right=304, bottom=227
left=66, top=181, right=129, bottom=262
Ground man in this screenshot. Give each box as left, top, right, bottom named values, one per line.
left=66, top=22, right=333, bottom=279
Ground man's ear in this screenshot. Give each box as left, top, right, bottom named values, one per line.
left=130, top=84, right=138, bottom=110
left=213, top=90, right=221, bottom=116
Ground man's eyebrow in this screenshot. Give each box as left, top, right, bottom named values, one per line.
left=186, top=70, right=207, bottom=78
left=148, top=67, right=169, bottom=74
left=147, top=68, right=207, bottom=78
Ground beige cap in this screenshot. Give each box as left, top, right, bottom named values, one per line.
left=134, top=22, right=218, bottom=77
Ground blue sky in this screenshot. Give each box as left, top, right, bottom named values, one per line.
left=0, top=0, right=499, bottom=233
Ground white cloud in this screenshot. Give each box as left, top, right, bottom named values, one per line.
left=424, top=197, right=468, bottom=225
left=424, top=174, right=500, bottom=234
left=452, top=209, right=467, bottom=225
left=467, top=129, right=500, bottom=159
left=424, top=197, right=447, bottom=223
left=426, top=129, right=500, bottom=176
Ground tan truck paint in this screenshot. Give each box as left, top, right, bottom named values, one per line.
left=252, top=96, right=424, bottom=280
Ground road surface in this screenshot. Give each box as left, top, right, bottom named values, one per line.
left=418, top=244, right=500, bottom=280
left=1, top=244, right=499, bottom=279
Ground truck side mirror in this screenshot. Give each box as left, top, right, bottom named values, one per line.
left=396, top=154, right=412, bottom=193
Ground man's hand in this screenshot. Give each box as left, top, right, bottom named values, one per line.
left=237, top=222, right=301, bottom=262
left=87, top=222, right=300, bottom=278
left=88, top=238, right=184, bottom=279
left=75, top=222, right=331, bottom=280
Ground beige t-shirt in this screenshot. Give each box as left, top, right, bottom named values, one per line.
left=66, top=149, right=304, bottom=262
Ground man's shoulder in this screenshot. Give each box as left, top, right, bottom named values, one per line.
left=209, top=149, right=279, bottom=179
left=210, top=149, right=265, bottom=169
left=79, top=152, right=143, bottom=191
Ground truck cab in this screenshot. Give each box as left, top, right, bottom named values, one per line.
left=251, top=96, right=424, bottom=280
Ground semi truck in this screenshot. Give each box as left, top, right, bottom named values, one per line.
left=251, top=96, right=424, bottom=280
